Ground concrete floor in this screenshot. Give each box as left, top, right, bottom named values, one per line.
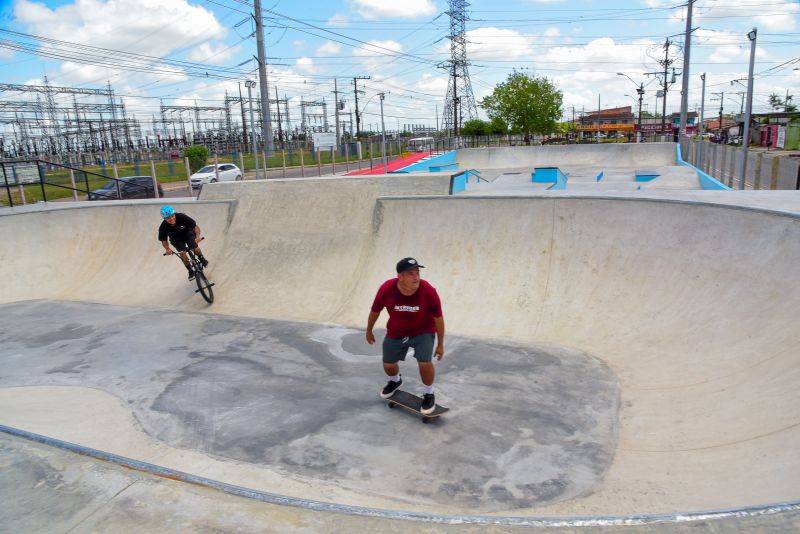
left=3, top=433, right=799, bottom=533
left=0, top=299, right=619, bottom=514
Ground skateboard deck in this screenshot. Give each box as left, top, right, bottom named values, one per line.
left=386, top=389, right=449, bottom=423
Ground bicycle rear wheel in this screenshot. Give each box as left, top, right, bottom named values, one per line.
left=194, top=270, right=214, bottom=303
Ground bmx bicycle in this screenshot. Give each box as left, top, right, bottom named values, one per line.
left=163, top=237, right=214, bottom=303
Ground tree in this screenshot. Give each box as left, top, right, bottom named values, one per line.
left=461, top=119, right=488, bottom=136
left=184, top=145, right=208, bottom=173
left=480, top=71, right=563, bottom=136
left=487, top=116, right=508, bottom=135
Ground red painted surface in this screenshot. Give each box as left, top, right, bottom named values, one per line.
left=345, top=152, right=433, bottom=176
left=760, top=124, right=779, bottom=148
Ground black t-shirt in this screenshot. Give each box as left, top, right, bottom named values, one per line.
left=158, top=212, right=196, bottom=242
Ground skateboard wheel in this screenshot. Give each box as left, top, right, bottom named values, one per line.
left=422, top=417, right=431, bottom=424
left=388, top=402, right=396, bottom=409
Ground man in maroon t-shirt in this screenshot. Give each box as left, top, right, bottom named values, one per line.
left=366, top=257, right=445, bottom=415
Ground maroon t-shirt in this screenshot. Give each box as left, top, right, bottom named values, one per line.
left=371, top=278, right=442, bottom=338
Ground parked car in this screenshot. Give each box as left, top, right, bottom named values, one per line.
left=88, top=176, right=164, bottom=200
left=592, top=133, right=607, bottom=138
left=189, top=164, right=242, bottom=189
left=542, top=137, right=567, bottom=145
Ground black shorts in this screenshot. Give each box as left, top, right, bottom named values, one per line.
left=170, top=233, right=198, bottom=252
left=382, top=333, right=435, bottom=364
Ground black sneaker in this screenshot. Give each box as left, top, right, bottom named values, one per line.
left=421, top=393, right=435, bottom=415
left=187, top=268, right=195, bottom=280
left=381, top=376, right=402, bottom=398
left=199, top=257, right=209, bottom=268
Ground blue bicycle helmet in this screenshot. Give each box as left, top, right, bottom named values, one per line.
left=160, top=205, right=175, bottom=219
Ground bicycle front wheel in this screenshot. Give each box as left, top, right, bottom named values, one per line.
left=194, top=270, right=214, bottom=303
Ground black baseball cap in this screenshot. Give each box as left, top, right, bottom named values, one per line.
left=396, top=257, right=425, bottom=273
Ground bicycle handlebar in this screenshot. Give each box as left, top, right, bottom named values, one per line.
left=163, top=236, right=205, bottom=256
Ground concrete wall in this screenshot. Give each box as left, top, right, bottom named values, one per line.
left=681, top=138, right=800, bottom=190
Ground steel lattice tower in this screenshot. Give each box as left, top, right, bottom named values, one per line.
left=442, top=0, right=478, bottom=135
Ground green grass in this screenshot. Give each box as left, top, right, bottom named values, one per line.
left=1, top=148, right=400, bottom=206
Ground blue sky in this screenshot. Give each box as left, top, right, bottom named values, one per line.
left=0, top=0, right=798, bottom=133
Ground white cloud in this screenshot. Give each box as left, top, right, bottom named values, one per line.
left=543, top=27, right=561, bottom=38
left=295, top=57, right=319, bottom=74
left=188, top=42, right=241, bottom=65
left=351, top=0, right=436, bottom=20
left=353, top=39, right=403, bottom=71
left=648, top=0, right=798, bottom=32
left=327, top=14, right=349, bottom=27
left=542, top=38, right=655, bottom=77
left=353, top=39, right=403, bottom=57
left=14, top=0, right=226, bottom=58
left=316, top=41, right=342, bottom=56
left=464, top=27, right=536, bottom=61
left=538, top=38, right=659, bottom=112
left=292, top=40, right=307, bottom=51
left=415, top=73, right=448, bottom=93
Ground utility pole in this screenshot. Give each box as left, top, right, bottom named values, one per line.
left=238, top=83, right=248, bottom=152
left=661, top=41, right=671, bottom=138
left=679, top=0, right=695, bottom=138
left=597, top=94, right=601, bottom=139
left=637, top=84, right=644, bottom=143
left=698, top=73, right=706, bottom=168
left=245, top=80, right=259, bottom=180
left=253, top=0, right=273, bottom=155
left=332, top=78, right=341, bottom=145
left=352, top=76, right=370, bottom=138
left=740, top=28, right=757, bottom=190
left=274, top=86, right=283, bottom=148
left=379, top=93, right=387, bottom=173
left=645, top=40, right=677, bottom=141
left=711, top=90, right=724, bottom=139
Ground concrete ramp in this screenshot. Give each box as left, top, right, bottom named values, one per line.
left=456, top=142, right=677, bottom=169
left=1, top=181, right=799, bottom=523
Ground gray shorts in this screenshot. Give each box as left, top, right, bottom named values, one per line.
left=382, top=333, right=435, bottom=364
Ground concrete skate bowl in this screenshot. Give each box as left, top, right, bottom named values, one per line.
left=1, top=179, right=799, bottom=525
left=454, top=142, right=678, bottom=169
left=453, top=142, right=708, bottom=191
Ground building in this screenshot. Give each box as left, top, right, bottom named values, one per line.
left=577, top=106, right=636, bottom=137
left=669, top=112, right=699, bottom=135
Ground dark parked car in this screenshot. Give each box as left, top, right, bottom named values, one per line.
left=88, top=176, right=164, bottom=200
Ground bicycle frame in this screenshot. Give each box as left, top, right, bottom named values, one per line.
left=163, top=237, right=214, bottom=303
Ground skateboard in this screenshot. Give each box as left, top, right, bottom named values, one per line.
left=386, top=389, right=449, bottom=424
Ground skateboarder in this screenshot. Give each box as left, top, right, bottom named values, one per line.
left=366, top=257, right=444, bottom=415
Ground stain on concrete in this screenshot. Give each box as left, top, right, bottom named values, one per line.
left=0, top=300, right=620, bottom=512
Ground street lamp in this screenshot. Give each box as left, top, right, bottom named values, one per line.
left=244, top=80, right=260, bottom=180
left=740, top=28, right=757, bottom=189
left=379, top=93, right=387, bottom=174
left=618, top=73, right=645, bottom=143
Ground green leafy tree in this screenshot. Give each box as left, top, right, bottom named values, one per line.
left=461, top=119, right=488, bottom=136
left=488, top=116, right=508, bottom=135
left=184, top=145, right=208, bottom=173
left=480, top=71, right=563, bottom=137
left=554, top=122, right=576, bottom=136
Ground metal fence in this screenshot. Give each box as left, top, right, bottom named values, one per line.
left=1, top=160, right=158, bottom=208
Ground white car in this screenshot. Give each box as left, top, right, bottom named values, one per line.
left=190, top=164, right=242, bottom=189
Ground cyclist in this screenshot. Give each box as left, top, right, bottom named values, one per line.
left=158, top=205, right=208, bottom=279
